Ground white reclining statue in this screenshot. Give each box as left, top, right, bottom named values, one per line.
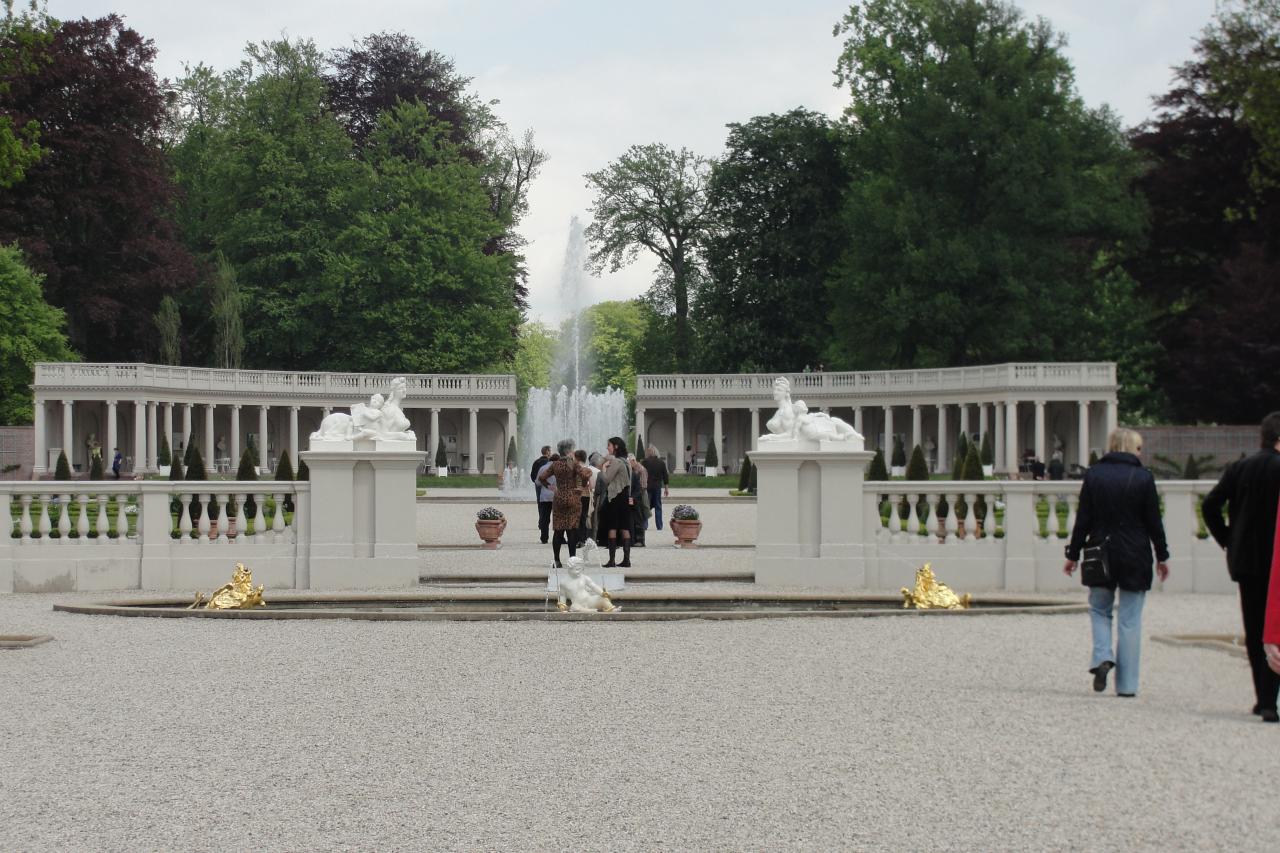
left=557, top=559, right=619, bottom=613
left=758, top=376, right=860, bottom=443
left=311, top=377, right=416, bottom=443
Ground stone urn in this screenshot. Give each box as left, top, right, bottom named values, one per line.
left=671, top=518, right=702, bottom=548
left=475, top=517, right=506, bottom=549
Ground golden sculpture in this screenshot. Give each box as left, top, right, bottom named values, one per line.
left=901, top=563, right=972, bottom=610
left=188, top=563, right=266, bottom=610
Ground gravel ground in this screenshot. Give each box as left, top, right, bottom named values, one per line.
left=1, top=559, right=1275, bottom=852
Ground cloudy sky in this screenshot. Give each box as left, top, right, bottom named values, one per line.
left=53, top=0, right=1218, bottom=322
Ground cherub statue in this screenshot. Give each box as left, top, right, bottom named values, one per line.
left=759, top=376, right=861, bottom=443
left=557, top=559, right=619, bottom=613
left=190, top=563, right=266, bottom=610
left=901, top=563, right=972, bottom=610
left=310, top=378, right=416, bottom=443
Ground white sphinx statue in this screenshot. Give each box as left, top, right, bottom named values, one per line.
left=557, top=559, right=619, bottom=613
left=759, top=376, right=861, bottom=443
left=311, top=376, right=416, bottom=443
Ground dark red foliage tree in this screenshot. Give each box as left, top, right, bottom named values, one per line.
left=0, top=16, right=195, bottom=361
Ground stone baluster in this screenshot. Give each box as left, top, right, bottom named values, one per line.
left=19, top=494, right=33, bottom=541
left=215, top=496, right=229, bottom=543
left=924, top=493, right=942, bottom=541
left=906, top=493, right=921, bottom=538
left=964, top=494, right=979, bottom=544
left=1066, top=492, right=1079, bottom=540
left=38, top=496, right=51, bottom=540
left=234, top=492, right=247, bottom=541
left=76, top=493, right=90, bottom=541
left=179, top=493, right=194, bottom=541
left=253, top=492, right=266, bottom=539
left=95, top=493, right=110, bottom=539
left=197, top=495, right=212, bottom=543
left=944, top=493, right=958, bottom=543
left=57, top=494, right=71, bottom=542
left=115, top=494, right=128, bottom=542
left=272, top=492, right=286, bottom=541
left=978, top=491, right=993, bottom=540
left=1047, top=493, right=1061, bottom=539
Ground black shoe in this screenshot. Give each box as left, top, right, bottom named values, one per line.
left=618, top=558, right=631, bottom=568
left=1090, top=661, right=1114, bottom=693
left=1118, top=693, right=1136, bottom=698
left=1262, top=708, right=1280, bottom=723
left=553, top=561, right=563, bottom=569
left=1253, top=703, right=1263, bottom=716
left=604, top=560, right=617, bottom=568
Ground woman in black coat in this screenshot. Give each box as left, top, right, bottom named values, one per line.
left=1064, top=429, right=1170, bottom=697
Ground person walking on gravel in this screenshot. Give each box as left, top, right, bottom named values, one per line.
left=1064, top=429, right=1170, bottom=698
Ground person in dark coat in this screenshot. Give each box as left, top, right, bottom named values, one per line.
left=529, top=445, right=552, bottom=544
left=641, top=445, right=670, bottom=532
left=1202, top=411, right=1280, bottom=723
left=1064, top=429, right=1170, bottom=697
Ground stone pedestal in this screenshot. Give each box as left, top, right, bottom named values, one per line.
left=750, top=437, right=874, bottom=588
left=301, top=438, right=426, bottom=590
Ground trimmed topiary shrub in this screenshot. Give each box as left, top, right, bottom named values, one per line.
left=962, top=442, right=984, bottom=481
left=737, top=455, right=753, bottom=491
left=1089, top=450, right=1099, bottom=466
left=748, top=458, right=757, bottom=493
left=275, top=451, right=295, bottom=512
left=185, top=444, right=208, bottom=526
left=89, top=453, right=104, bottom=480
left=158, top=433, right=171, bottom=467
left=296, top=458, right=309, bottom=481
left=235, top=447, right=258, bottom=518
left=506, top=437, right=517, bottom=467
left=980, top=431, right=994, bottom=466
left=867, top=448, right=889, bottom=481
left=55, top=450, right=72, bottom=481
left=906, top=445, right=929, bottom=481
left=168, top=449, right=184, bottom=481
left=891, top=435, right=906, bottom=469
left=183, top=438, right=196, bottom=468
left=435, top=436, right=448, bottom=471
left=952, top=433, right=969, bottom=480
left=704, top=439, right=719, bottom=471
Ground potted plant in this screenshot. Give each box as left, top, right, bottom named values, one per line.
left=475, top=506, right=506, bottom=549
left=435, top=436, right=449, bottom=477
left=670, top=504, right=702, bottom=548
left=704, top=440, right=719, bottom=477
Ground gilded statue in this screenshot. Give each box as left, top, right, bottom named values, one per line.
left=901, top=563, right=972, bottom=610
left=189, top=563, right=266, bottom=610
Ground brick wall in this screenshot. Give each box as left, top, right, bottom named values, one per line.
left=0, top=426, right=33, bottom=480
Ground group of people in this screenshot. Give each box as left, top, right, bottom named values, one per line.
left=1064, top=413, right=1280, bottom=723
left=529, top=439, right=670, bottom=569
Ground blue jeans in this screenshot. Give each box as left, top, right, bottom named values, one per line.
left=1089, top=586, right=1147, bottom=695
left=646, top=487, right=663, bottom=530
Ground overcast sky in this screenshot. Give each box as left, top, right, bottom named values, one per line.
left=52, top=0, right=1219, bottom=323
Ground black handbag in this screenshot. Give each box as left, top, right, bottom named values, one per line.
left=1080, top=536, right=1112, bottom=586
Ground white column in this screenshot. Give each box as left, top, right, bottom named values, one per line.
left=1105, top=398, right=1118, bottom=440
left=182, top=403, right=193, bottom=450
left=937, top=405, right=948, bottom=472
left=1078, top=401, right=1091, bottom=468
left=289, top=406, right=299, bottom=465
left=61, top=400, right=73, bottom=467
left=204, top=403, right=216, bottom=473
left=467, top=407, right=479, bottom=474
left=430, top=408, right=441, bottom=465
left=257, top=405, right=269, bottom=467
left=1005, top=401, right=1019, bottom=476
left=146, top=401, right=158, bottom=471
left=33, top=397, right=47, bottom=473
left=853, top=406, right=863, bottom=437
left=506, top=408, right=518, bottom=461
left=883, top=406, right=894, bottom=458
left=1034, top=400, right=1046, bottom=462
left=995, top=402, right=1006, bottom=472
left=958, top=403, right=970, bottom=444
left=910, top=404, right=921, bottom=454
left=163, top=403, right=173, bottom=456
left=636, top=408, right=647, bottom=444
left=674, top=408, right=686, bottom=473
left=750, top=408, right=760, bottom=452
left=106, top=400, right=117, bottom=470
left=978, top=402, right=989, bottom=443
left=133, top=400, right=146, bottom=475
left=712, top=408, right=723, bottom=473
left=230, top=405, right=241, bottom=471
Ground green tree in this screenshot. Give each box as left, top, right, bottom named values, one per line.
left=435, top=435, right=448, bottom=470
left=829, top=0, right=1146, bottom=371
left=157, top=433, right=170, bottom=467
left=980, top=430, right=994, bottom=466
left=0, top=1, right=49, bottom=188
left=584, top=143, right=718, bottom=371
left=704, top=437, right=719, bottom=471
left=209, top=252, right=244, bottom=369
left=184, top=444, right=208, bottom=525
left=296, top=458, right=309, bottom=481
left=154, top=296, right=181, bottom=366
left=514, top=321, right=557, bottom=397
left=167, top=446, right=184, bottom=481
left=0, top=244, right=76, bottom=424
left=867, top=448, right=889, bottom=481
left=577, top=300, right=647, bottom=398
left=737, top=455, right=753, bottom=491
left=88, top=452, right=103, bottom=480
left=891, top=435, right=906, bottom=469
left=952, top=432, right=969, bottom=480
left=906, top=445, right=929, bottom=480
left=962, top=441, right=984, bottom=481
left=53, top=448, right=69, bottom=479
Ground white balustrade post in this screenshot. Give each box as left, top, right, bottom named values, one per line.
left=1105, top=399, right=1119, bottom=441
left=937, top=405, right=948, bottom=473
left=179, top=493, right=193, bottom=541
left=289, top=406, right=299, bottom=467
left=674, top=408, right=686, bottom=473
left=204, top=403, right=216, bottom=473
left=75, top=493, right=90, bottom=541
left=19, top=494, right=33, bottom=541
left=906, top=493, right=921, bottom=537
left=57, top=492, right=71, bottom=542
left=1034, top=400, right=1046, bottom=464
left=183, top=402, right=193, bottom=452
left=1047, top=490, right=1061, bottom=539
left=258, top=405, right=269, bottom=470
left=883, top=406, right=894, bottom=461
left=467, top=408, right=479, bottom=475
left=106, top=400, right=118, bottom=470
left=230, top=405, right=241, bottom=473
left=133, top=400, right=146, bottom=477
left=272, top=492, right=286, bottom=541
left=636, top=408, right=647, bottom=443
left=115, top=491, right=128, bottom=542
left=234, top=492, right=247, bottom=540
left=146, top=401, right=158, bottom=472
left=197, top=493, right=210, bottom=542
left=750, top=408, right=760, bottom=452
left=429, top=408, right=441, bottom=470
left=712, top=408, right=723, bottom=474
left=853, top=407, right=863, bottom=438
left=910, top=405, right=921, bottom=455
left=1002, top=483, right=1037, bottom=590
left=944, top=492, right=958, bottom=542
left=1160, top=483, right=1196, bottom=592
left=959, top=404, right=970, bottom=445
left=33, top=398, right=47, bottom=474
left=1005, top=401, right=1019, bottom=478
left=62, top=400, right=74, bottom=470
left=252, top=491, right=266, bottom=539
left=1078, top=401, right=1091, bottom=468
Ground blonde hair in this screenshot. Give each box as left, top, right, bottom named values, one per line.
left=1107, top=428, right=1143, bottom=454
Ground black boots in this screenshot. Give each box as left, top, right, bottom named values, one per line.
left=619, top=540, right=631, bottom=568
left=605, top=543, right=617, bottom=568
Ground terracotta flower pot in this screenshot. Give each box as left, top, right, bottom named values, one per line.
left=671, top=518, right=702, bottom=548
left=475, top=518, right=504, bottom=549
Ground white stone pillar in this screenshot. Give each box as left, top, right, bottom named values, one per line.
left=258, top=405, right=269, bottom=467
left=883, top=406, right=894, bottom=458
left=61, top=400, right=73, bottom=467
left=106, top=400, right=117, bottom=470
left=978, top=402, right=989, bottom=443
left=162, top=403, right=173, bottom=458
left=430, top=408, right=441, bottom=466
left=507, top=408, right=518, bottom=462
left=146, top=401, right=158, bottom=471
left=853, top=407, right=863, bottom=437
left=674, top=408, right=686, bottom=473
left=750, top=408, right=760, bottom=452
left=204, top=403, right=216, bottom=473
left=995, top=402, right=1006, bottom=473
left=133, top=400, right=146, bottom=476
left=289, top=406, right=299, bottom=466
left=910, top=404, right=922, bottom=454
left=1078, top=401, right=1091, bottom=468
left=1105, top=399, right=1118, bottom=441
left=958, top=403, right=970, bottom=444
left=467, top=407, right=479, bottom=475
left=1034, top=400, right=1046, bottom=463
left=937, top=405, right=948, bottom=472
left=712, top=408, right=723, bottom=473
left=33, top=397, right=47, bottom=473
left=230, top=405, right=241, bottom=472
left=182, top=403, right=193, bottom=450
left=636, top=408, right=647, bottom=444
left=1005, top=401, right=1019, bottom=477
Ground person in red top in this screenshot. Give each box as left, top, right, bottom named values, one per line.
left=1266, top=500, right=1280, bottom=675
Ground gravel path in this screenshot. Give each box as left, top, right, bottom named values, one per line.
left=1, top=575, right=1275, bottom=852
